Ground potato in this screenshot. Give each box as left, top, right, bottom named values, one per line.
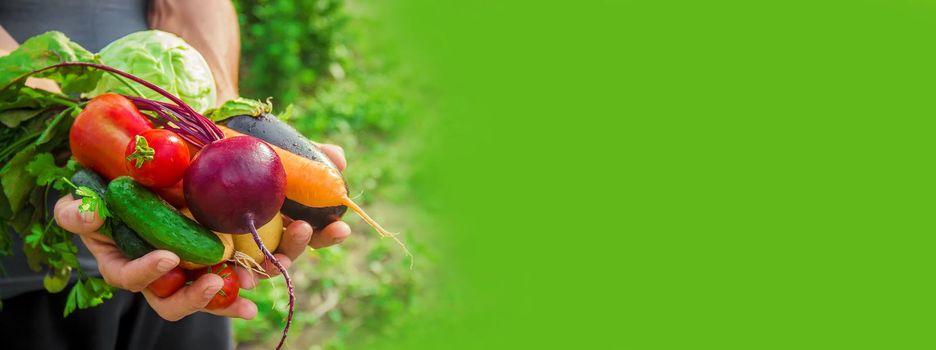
left=232, top=213, right=283, bottom=264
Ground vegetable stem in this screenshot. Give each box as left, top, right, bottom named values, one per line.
left=247, top=214, right=293, bottom=350
left=126, top=135, right=155, bottom=168
left=30, top=62, right=223, bottom=146
left=126, top=96, right=210, bottom=145
left=246, top=214, right=296, bottom=350
left=47, top=95, right=80, bottom=107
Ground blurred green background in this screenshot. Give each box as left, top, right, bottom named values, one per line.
left=231, top=0, right=936, bottom=349
left=230, top=0, right=437, bottom=348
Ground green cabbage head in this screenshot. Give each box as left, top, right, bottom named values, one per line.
left=89, top=30, right=216, bottom=113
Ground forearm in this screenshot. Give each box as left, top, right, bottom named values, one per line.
left=0, top=25, right=18, bottom=56
left=148, top=0, right=240, bottom=105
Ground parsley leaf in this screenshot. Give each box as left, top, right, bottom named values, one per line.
left=61, top=177, right=109, bottom=219
left=63, top=280, right=80, bottom=316
left=23, top=223, right=42, bottom=248
left=76, top=186, right=109, bottom=219
left=22, top=220, right=80, bottom=273
left=25, top=153, right=76, bottom=190
left=63, top=277, right=114, bottom=317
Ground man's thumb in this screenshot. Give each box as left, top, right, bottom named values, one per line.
left=54, top=195, right=104, bottom=234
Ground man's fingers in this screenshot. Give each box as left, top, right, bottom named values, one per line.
left=277, top=220, right=312, bottom=260
left=317, top=143, right=346, bottom=171
left=143, top=273, right=223, bottom=321
left=54, top=195, right=104, bottom=235
left=143, top=273, right=253, bottom=322
left=203, top=297, right=258, bottom=320
left=76, top=234, right=126, bottom=288
left=235, top=266, right=257, bottom=290
left=99, top=250, right=179, bottom=292
left=260, top=254, right=293, bottom=277
left=309, top=220, right=351, bottom=249
left=180, top=274, right=224, bottom=311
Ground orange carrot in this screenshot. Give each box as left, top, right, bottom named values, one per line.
left=218, top=125, right=411, bottom=261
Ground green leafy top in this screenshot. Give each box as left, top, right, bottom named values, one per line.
left=0, top=31, right=101, bottom=94
left=204, top=97, right=273, bottom=122
left=126, top=135, right=155, bottom=168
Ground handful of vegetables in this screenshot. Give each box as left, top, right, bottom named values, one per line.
left=0, top=31, right=408, bottom=349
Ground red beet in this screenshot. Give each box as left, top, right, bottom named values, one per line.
left=183, top=136, right=286, bottom=233
left=184, top=136, right=294, bottom=350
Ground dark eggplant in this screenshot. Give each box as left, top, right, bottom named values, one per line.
left=224, top=113, right=347, bottom=230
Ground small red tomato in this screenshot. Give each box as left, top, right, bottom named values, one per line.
left=125, top=129, right=191, bottom=188
left=148, top=267, right=187, bottom=298
left=183, top=266, right=204, bottom=280
left=192, top=262, right=239, bottom=310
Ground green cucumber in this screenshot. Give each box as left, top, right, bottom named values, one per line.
left=111, top=219, right=155, bottom=259
left=69, top=169, right=155, bottom=257
left=106, top=176, right=223, bottom=264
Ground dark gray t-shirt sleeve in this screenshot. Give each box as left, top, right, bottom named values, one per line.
left=0, top=0, right=149, bottom=52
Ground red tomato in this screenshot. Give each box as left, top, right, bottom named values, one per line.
left=148, top=267, right=187, bottom=298
left=192, top=262, right=239, bottom=310
left=125, top=129, right=191, bottom=188
left=70, top=93, right=153, bottom=180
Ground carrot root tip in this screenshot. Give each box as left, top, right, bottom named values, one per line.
left=344, top=199, right=414, bottom=270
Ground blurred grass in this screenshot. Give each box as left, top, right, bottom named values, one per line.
left=231, top=0, right=435, bottom=348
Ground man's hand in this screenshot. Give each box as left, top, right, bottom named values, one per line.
left=54, top=195, right=258, bottom=320
left=53, top=143, right=350, bottom=321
